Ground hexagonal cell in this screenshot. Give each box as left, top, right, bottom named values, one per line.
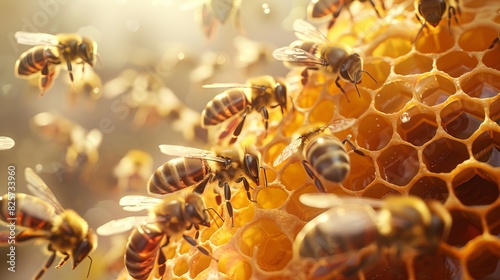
left=397, top=106, right=438, bottom=146
left=374, top=80, right=413, bottom=114
left=256, top=187, right=288, bottom=209
left=415, top=74, right=456, bottom=106
left=377, top=144, right=419, bottom=186
left=238, top=218, right=293, bottom=272
left=371, top=36, right=412, bottom=58
left=357, top=114, right=393, bottom=151
left=281, top=161, right=307, bottom=191
left=342, top=152, right=375, bottom=192
left=309, top=99, right=335, bottom=123
left=394, top=53, right=433, bottom=75
left=471, top=131, right=500, bottom=167
left=486, top=204, right=500, bottom=236
left=189, top=249, right=212, bottom=278
left=362, top=59, right=391, bottom=90
left=458, top=26, right=499, bottom=51
left=466, top=242, right=500, bottom=279
left=173, top=256, right=189, bottom=276
left=335, top=87, right=372, bottom=119
left=446, top=209, right=482, bottom=247
left=461, top=71, right=500, bottom=99
left=409, top=176, right=448, bottom=202
left=217, top=257, right=252, bottom=280
left=362, top=183, right=401, bottom=199
left=490, top=97, right=500, bottom=124
left=436, top=51, right=478, bottom=78
left=440, top=99, right=485, bottom=139
left=452, top=168, right=499, bottom=206
left=422, top=138, right=469, bottom=173
left=297, top=83, right=321, bottom=109
left=415, top=27, right=454, bottom=54
left=281, top=110, right=305, bottom=137
left=483, top=44, right=500, bottom=71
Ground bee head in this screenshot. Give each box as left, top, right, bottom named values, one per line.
left=79, top=37, right=97, bottom=66
left=184, top=193, right=210, bottom=227
left=72, top=228, right=97, bottom=269
left=418, top=0, right=446, bottom=27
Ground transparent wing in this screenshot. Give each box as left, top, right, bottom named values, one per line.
left=211, top=0, right=235, bottom=23
left=202, top=83, right=248, bottom=89
left=0, top=137, right=15, bottom=151
left=293, top=19, right=329, bottom=44
left=159, top=145, right=227, bottom=163
left=119, top=195, right=163, bottom=212
left=327, top=118, right=356, bottom=133
left=272, top=47, right=326, bottom=66
left=273, top=137, right=302, bottom=167
left=15, top=32, right=58, bottom=46
left=299, top=193, right=384, bottom=209
left=96, top=216, right=152, bottom=236
left=24, top=167, right=65, bottom=213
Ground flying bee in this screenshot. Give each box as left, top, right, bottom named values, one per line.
left=113, top=150, right=153, bottom=193
left=65, top=128, right=103, bottom=181
left=148, top=145, right=266, bottom=226
left=273, top=119, right=364, bottom=193
left=14, top=32, right=97, bottom=95
left=0, top=136, right=15, bottom=151
left=295, top=193, right=452, bottom=279
left=414, top=0, right=461, bottom=43
left=273, top=19, right=376, bottom=101
left=96, top=193, right=218, bottom=280
left=308, top=0, right=385, bottom=29
left=0, top=167, right=97, bottom=279
left=202, top=75, right=288, bottom=143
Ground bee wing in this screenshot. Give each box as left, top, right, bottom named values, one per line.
left=292, top=19, right=329, bottom=44
left=96, top=216, right=152, bottom=236
left=15, top=32, right=58, bottom=46
left=272, top=47, right=327, bottom=66
left=211, top=0, right=235, bottom=24
left=202, top=83, right=248, bottom=89
left=119, top=195, right=163, bottom=212
left=24, top=167, right=65, bottom=213
left=327, top=118, right=356, bottom=133
left=159, top=145, right=227, bottom=163
left=299, top=193, right=384, bottom=209
left=0, top=137, right=15, bottom=151
left=200, top=1, right=220, bottom=39
left=273, top=137, right=302, bottom=167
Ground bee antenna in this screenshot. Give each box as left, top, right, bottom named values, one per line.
left=361, top=70, right=377, bottom=83
left=86, top=256, right=93, bottom=278
left=205, top=207, right=224, bottom=228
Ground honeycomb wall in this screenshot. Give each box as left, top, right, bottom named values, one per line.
left=115, top=1, right=500, bottom=279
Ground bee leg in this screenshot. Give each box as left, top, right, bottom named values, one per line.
left=66, top=60, right=75, bottom=89
left=55, top=253, right=70, bottom=269
left=302, top=160, right=326, bottom=193
left=222, top=182, right=235, bottom=227
left=448, top=5, right=459, bottom=30
left=35, top=246, right=57, bottom=280
left=335, top=76, right=350, bottom=103
left=489, top=36, right=500, bottom=49
left=39, top=63, right=57, bottom=96
left=230, top=107, right=251, bottom=144
left=300, top=68, right=310, bottom=86
left=368, top=0, right=381, bottom=18
left=341, top=135, right=366, bottom=157
left=183, top=235, right=218, bottom=261
left=235, top=176, right=257, bottom=202
left=156, top=236, right=170, bottom=277
left=193, top=174, right=213, bottom=194
left=259, top=107, right=269, bottom=136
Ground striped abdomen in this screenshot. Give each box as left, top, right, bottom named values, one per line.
left=202, top=89, right=249, bottom=127
left=148, top=158, right=209, bottom=195
left=0, top=193, right=54, bottom=231
left=305, top=136, right=349, bottom=183
left=125, top=225, right=164, bottom=280
left=15, top=46, right=60, bottom=77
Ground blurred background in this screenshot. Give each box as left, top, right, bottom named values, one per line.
left=0, top=0, right=309, bottom=279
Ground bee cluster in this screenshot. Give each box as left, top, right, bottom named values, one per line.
left=2, top=0, right=500, bottom=280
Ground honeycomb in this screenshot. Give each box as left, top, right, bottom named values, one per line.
left=130, top=1, right=500, bottom=279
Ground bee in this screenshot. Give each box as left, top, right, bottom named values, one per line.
left=273, top=119, right=364, bottom=193
left=308, top=0, right=385, bottom=29
left=202, top=75, right=288, bottom=143
left=148, top=145, right=266, bottom=226
left=113, top=150, right=154, bottom=193
left=96, top=193, right=217, bottom=280
left=273, top=19, right=376, bottom=101
left=0, top=167, right=97, bottom=279
left=295, top=193, right=452, bottom=279
left=414, top=0, right=460, bottom=43
left=14, top=32, right=97, bottom=95
left=0, top=136, right=15, bottom=151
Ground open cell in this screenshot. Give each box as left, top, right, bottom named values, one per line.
left=452, top=168, right=499, bottom=206
left=422, top=138, right=469, bottom=173
left=409, top=176, right=448, bottom=202
left=256, top=187, right=289, bottom=209
left=357, top=114, right=393, bottom=151
left=374, top=80, right=413, bottom=114
left=281, top=111, right=305, bottom=137
left=281, top=161, right=307, bottom=191
left=362, top=183, right=401, bottom=199
left=309, top=99, right=335, bottom=124
left=466, top=243, right=500, bottom=279
left=377, top=144, right=419, bottom=186
left=440, top=99, right=485, bottom=139
left=460, top=71, right=500, bottom=99
left=394, top=53, right=433, bottom=75
left=336, top=87, right=371, bottom=119
left=361, top=59, right=391, bottom=90
left=342, top=152, right=375, bottom=192
left=397, top=106, right=438, bottom=146
left=416, top=74, right=456, bottom=106
left=471, top=131, right=500, bottom=167
left=371, top=36, right=412, bottom=58
left=446, top=209, right=483, bottom=247
left=458, top=26, right=499, bottom=51
left=436, top=51, right=478, bottom=78
left=415, top=27, right=454, bottom=54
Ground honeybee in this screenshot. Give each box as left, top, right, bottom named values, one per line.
left=96, top=193, right=216, bottom=280
left=14, top=32, right=97, bottom=95
left=295, top=193, right=452, bottom=279
left=0, top=136, right=15, bottom=150
left=273, top=19, right=376, bottom=100
left=113, top=150, right=154, bottom=193
left=414, top=0, right=460, bottom=42
left=273, top=119, right=364, bottom=193
left=0, top=167, right=97, bottom=279
left=148, top=145, right=266, bottom=226
left=202, top=75, right=288, bottom=143
left=308, top=0, right=385, bottom=29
